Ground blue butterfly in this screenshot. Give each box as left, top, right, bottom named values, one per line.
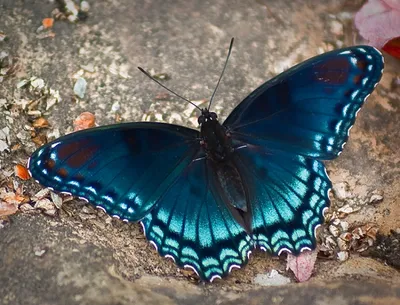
left=28, top=39, right=384, bottom=281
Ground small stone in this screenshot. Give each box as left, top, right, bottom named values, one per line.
left=337, top=233, right=352, bottom=251
left=80, top=63, right=95, bottom=73
left=30, top=78, right=45, bottom=90
left=111, top=101, right=120, bottom=112
left=80, top=1, right=90, bottom=12
left=325, top=235, right=337, bottom=249
left=19, top=203, right=35, bottom=212
left=16, top=79, right=30, bottom=89
left=329, top=225, right=340, bottom=237
left=34, top=248, right=46, bottom=257
left=0, top=31, right=6, bottom=42
left=0, top=139, right=8, bottom=152
left=333, top=182, right=353, bottom=200
left=50, top=192, right=63, bottom=209
left=0, top=50, right=9, bottom=60
left=337, top=251, right=349, bottom=261
left=33, top=188, right=50, bottom=201
left=332, top=218, right=341, bottom=226
left=330, top=20, right=343, bottom=36
left=81, top=206, right=94, bottom=214
left=369, top=193, right=383, bottom=204
left=34, top=198, right=54, bottom=211
left=73, top=77, right=87, bottom=99
left=79, top=213, right=97, bottom=221
left=254, top=270, right=291, bottom=286
left=340, top=221, right=349, bottom=232
left=338, top=204, right=354, bottom=215
left=44, top=209, right=57, bottom=217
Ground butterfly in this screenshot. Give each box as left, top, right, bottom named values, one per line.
left=28, top=39, right=384, bottom=282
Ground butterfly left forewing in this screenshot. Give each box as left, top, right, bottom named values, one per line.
left=29, top=122, right=200, bottom=221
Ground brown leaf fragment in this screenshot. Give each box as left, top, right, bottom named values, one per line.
left=32, top=117, right=50, bottom=128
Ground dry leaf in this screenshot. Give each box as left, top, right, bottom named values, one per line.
left=73, top=112, right=96, bottom=131
left=15, top=164, right=31, bottom=180
left=42, top=18, right=54, bottom=29
left=32, top=117, right=50, bottom=128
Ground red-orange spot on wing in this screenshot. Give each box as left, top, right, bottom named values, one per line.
left=44, top=159, right=56, bottom=170
left=66, top=145, right=98, bottom=168
left=57, top=140, right=87, bottom=159
left=353, top=75, right=362, bottom=84
left=57, top=168, right=68, bottom=178
left=313, top=57, right=350, bottom=84
left=357, top=60, right=367, bottom=70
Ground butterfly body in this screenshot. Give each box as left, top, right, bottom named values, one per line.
left=28, top=45, right=384, bottom=281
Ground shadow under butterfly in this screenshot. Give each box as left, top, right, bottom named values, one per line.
left=28, top=38, right=384, bottom=282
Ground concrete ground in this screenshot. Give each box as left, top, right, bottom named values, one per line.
left=0, top=0, right=399, bottom=304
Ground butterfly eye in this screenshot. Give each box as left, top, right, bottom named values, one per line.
left=198, top=115, right=205, bottom=125
left=210, top=112, right=218, bottom=120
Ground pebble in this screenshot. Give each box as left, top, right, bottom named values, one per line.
left=254, top=270, right=291, bottom=286
left=337, top=251, right=349, bottom=261
left=333, top=182, right=353, bottom=200
left=74, top=77, right=87, bottom=99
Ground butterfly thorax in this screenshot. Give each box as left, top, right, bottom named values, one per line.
left=199, top=110, right=252, bottom=232
left=199, top=110, right=233, bottom=162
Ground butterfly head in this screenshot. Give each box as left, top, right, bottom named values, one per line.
left=198, top=109, right=218, bottom=125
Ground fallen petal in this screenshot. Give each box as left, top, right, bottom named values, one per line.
left=286, top=250, right=318, bottom=282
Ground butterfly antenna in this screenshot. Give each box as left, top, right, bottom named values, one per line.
left=208, top=37, right=234, bottom=111
left=137, top=67, right=202, bottom=112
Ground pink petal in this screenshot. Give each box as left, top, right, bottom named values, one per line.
left=286, top=250, right=318, bottom=282
left=383, top=0, right=400, bottom=11
left=355, top=0, right=400, bottom=48
left=0, top=201, right=18, bottom=216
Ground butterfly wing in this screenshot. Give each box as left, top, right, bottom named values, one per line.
left=141, top=157, right=253, bottom=281
left=232, top=146, right=331, bottom=254
left=28, top=122, right=201, bottom=221
left=29, top=122, right=253, bottom=281
left=224, top=46, right=384, bottom=160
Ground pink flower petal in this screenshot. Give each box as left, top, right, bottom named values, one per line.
left=0, top=201, right=18, bottom=216
left=355, top=0, right=400, bottom=48
left=286, top=250, right=318, bottom=282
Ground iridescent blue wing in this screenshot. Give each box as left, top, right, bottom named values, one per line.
left=29, top=123, right=253, bottom=281
left=28, top=123, right=200, bottom=221
left=224, top=46, right=384, bottom=160
left=141, top=157, right=253, bottom=281
left=233, top=146, right=331, bottom=254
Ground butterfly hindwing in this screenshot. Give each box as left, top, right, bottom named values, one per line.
left=233, top=146, right=331, bottom=254
left=224, top=46, right=384, bottom=160
left=29, top=123, right=200, bottom=221
left=141, top=157, right=253, bottom=281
